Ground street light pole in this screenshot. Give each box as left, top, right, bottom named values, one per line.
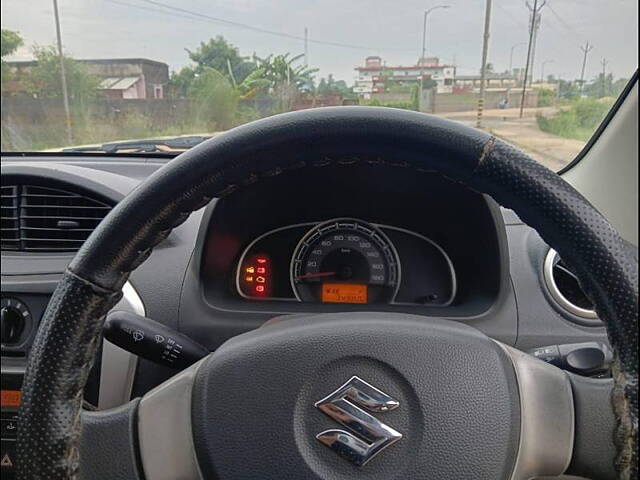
left=419, top=5, right=450, bottom=112
left=509, top=42, right=526, bottom=73
left=540, top=59, right=554, bottom=82
left=52, top=0, right=72, bottom=145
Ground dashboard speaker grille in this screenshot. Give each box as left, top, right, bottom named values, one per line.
left=1, top=183, right=112, bottom=252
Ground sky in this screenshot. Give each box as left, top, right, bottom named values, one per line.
left=2, top=0, right=638, bottom=84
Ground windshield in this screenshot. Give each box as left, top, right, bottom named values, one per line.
left=1, top=1, right=638, bottom=170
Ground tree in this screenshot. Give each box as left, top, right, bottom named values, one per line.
left=1, top=29, right=23, bottom=84
left=188, top=67, right=238, bottom=130
left=557, top=78, right=580, bottom=99
left=187, top=36, right=255, bottom=84
left=611, top=78, right=630, bottom=96
left=317, top=74, right=351, bottom=96
left=583, top=73, right=628, bottom=98
left=239, top=53, right=317, bottom=111
left=168, top=66, right=197, bottom=98
left=25, top=46, right=99, bottom=105
left=1, top=29, right=23, bottom=57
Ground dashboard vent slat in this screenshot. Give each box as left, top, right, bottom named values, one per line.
left=1, top=183, right=113, bottom=253
left=1, top=186, right=20, bottom=250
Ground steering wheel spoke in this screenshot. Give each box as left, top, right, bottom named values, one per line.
left=136, top=358, right=205, bottom=480
left=498, top=343, right=575, bottom=479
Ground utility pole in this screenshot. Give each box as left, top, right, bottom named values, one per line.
left=476, top=0, right=492, bottom=129
left=52, top=0, right=72, bottom=145
left=600, top=57, right=608, bottom=97
left=519, top=0, right=545, bottom=118
left=304, top=27, right=309, bottom=67
left=527, top=4, right=543, bottom=86
left=419, top=5, right=450, bottom=112
left=578, top=42, right=593, bottom=96
left=509, top=42, right=526, bottom=73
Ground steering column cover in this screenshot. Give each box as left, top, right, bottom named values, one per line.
left=17, top=107, right=637, bottom=479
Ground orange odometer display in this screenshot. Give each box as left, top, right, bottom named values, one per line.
left=1, top=390, right=22, bottom=408
left=322, top=283, right=368, bottom=304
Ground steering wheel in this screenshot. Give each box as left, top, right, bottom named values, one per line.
left=16, top=108, right=637, bottom=479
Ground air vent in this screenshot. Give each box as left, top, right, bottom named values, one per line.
left=1, top=185, right=20, bottom=250
left=543, top=249, right=599, bottom=322
left=1, top=183, right=112, bottom=252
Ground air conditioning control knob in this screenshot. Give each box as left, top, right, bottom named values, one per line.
left=0, top=299, right=30, bottom=346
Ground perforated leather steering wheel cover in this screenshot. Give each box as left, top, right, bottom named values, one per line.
left=16, top=107, right=638, bottom=479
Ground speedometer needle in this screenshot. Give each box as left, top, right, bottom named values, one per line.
left=295, top=271, right=337, bottom=280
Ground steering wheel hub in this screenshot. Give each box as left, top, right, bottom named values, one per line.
left=191, top=313, right=520, bottom=479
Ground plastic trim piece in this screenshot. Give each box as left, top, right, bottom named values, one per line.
left=542, top=249, right=599, bottom=323
left=496, top=342, right=575, bottom=480
left=98, top=281, right=144, bottom=409
left=137, top=357, right=205, bottom=480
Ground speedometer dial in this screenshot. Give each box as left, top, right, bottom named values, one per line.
left=290, top=219, right=400, bottom=304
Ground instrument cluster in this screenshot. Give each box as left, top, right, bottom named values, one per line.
left=236, top=218, right=456, bottom=306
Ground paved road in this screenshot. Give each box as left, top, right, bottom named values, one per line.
left=440, top=107, right=585, bottom=171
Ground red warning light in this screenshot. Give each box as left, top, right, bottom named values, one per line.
left=240, top=254, right=271, bottom=298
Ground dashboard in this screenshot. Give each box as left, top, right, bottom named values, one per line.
left=1, top=154, right=614, bottom=471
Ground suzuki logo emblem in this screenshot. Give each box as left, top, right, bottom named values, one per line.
left=314, top=376, right=402, bottom=466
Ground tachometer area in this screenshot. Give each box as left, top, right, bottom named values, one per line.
left=290, top=219, right=400, bottom=304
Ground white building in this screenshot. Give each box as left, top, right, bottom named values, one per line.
left=354, top=56, right=455, bottom=97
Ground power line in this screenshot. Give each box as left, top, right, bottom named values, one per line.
left=546, top=2, right=581, bottom=39
left=106, top=0, right=232, bottom=27
left=494, top=2, right=528, bottom=30
left=113, top=0, right=414, bottom=52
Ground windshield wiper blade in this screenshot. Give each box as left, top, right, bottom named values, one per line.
left=61, top=135, right=212, bottom=154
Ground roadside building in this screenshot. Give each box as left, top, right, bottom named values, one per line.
left=453, top=72, right=518, bottom=92
left=354, top=56, right=455, bottom=98
left=83, top=58, right=169, bottom=99
left=3, top=58, right=169, bottom=99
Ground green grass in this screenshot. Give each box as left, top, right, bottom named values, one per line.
left=2, top=120, right=209, bottom=151
left=536, top=97, right=613, bottom=142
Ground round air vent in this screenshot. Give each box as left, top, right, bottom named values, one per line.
left=543, top=249, right=599, bottom=323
